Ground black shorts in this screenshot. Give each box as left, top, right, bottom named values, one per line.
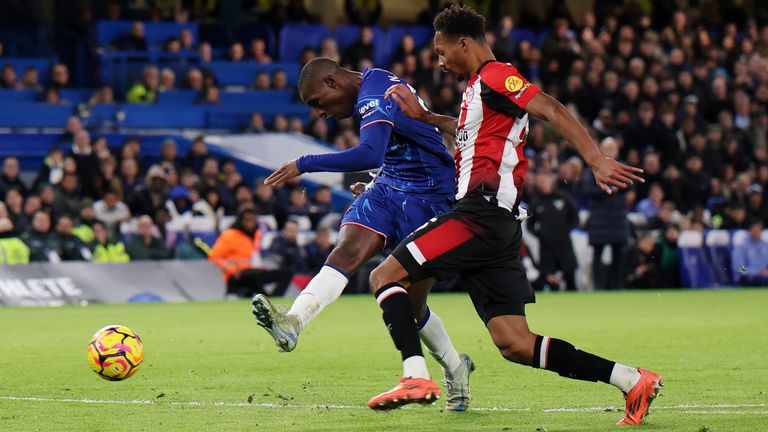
left=392, top=192, right=535, bottom=324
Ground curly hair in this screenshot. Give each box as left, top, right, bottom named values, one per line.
left=433, top=4, right=486, bottom=40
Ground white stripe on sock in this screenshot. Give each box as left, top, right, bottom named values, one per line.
left=376, top=286, right=407, bottom=306
left=539, top=336, right=551, bottom=369
left=406, top=242, right=427, bottom=265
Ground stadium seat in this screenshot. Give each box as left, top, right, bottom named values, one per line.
left=678, top=230, right=717, bottom=288
left=204, top=62, right=300, bottom=87
left=219, top=90, right=295, bottom=106
left=0, top=89, right=38, bottom=103
left=731, top=229, right=749, bottom=247
left=278, top=24, right=332, bottom=62
left=381, top=25, right=433, bottom=67
left=511, top=29, right=537, bottom=45
left=705, top=230, right=732, bottom=285
left=120, top=105, right=207, bottom=129
left=59, top=88, right=94, bottom=104
left=0, top=104, right=73, bottom=128
left=334, top=24, right=364, bottom=51
left=157, top=90, right=199, bottom=104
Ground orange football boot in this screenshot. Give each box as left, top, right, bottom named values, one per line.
left=617, top=368, right=663, bottom=425
left=368, top=377, right=441, bottom=410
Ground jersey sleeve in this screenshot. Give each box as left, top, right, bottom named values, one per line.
left=356, top=94, right=397, bottom=131
left=479, top=63, right=541, bottom=115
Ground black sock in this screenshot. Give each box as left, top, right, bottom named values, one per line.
left=374, top=284, right=423, bottom=361
left=532, top=335, right=614, bottom=383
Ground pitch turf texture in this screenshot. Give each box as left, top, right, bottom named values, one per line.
left=1, top=290, right=766, bottom=431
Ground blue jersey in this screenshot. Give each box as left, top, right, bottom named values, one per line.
left=354, top=68, right=455, bottom=197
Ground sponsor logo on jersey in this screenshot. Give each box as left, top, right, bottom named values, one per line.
left=358, top=99, right=380, bottom=115
left=455, top=128, right=469, bottom=149
left=505, top=75, right=524, bottom=92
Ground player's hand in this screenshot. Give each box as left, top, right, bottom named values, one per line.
left=349, top=182, right=367, bottom=197
left=265, top=160, right=300, bottom=187
left=590, top=157, right=644, bottom=195
left=385, top=84, right=428, bottom=121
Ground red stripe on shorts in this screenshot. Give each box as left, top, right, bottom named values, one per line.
left=412, top=218, right=475, bottom=261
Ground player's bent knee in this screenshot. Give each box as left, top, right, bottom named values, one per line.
left=496, top=340, right=530, bottom=364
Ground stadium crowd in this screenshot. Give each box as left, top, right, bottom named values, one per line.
left=1, top=1, right=768, bottom=290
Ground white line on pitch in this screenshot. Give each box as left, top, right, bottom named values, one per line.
left=0, top=396, right=765, bottom=415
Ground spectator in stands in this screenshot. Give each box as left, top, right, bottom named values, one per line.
left=0, top=217, right=29, bottom=265
left=584, top=138, right=629, bottom=289
left=159, top=68, right=176, bottom=91
left=89, top=85, right=115, bottom=105
left=98, top=156, right=123, bottom=198
left=186, top=68, right=204, bottom=91
left=228, top=42, right=245, bottom=62
left=308, top=185, right=332, bottom=228
left=0, top=157, right=28, bottom=198
left=300, top=47, right=317, bottom=68
left=271, top=69, right=290, bottom=91
left=635, top=182, right=664, bottom=219
left=115, top=21, right=148, bottom=51
left=58, top=116, right=83, bottom=144
left=250, top=38, right=272, bottom=64
left=126, top=65, right=159, bottom=103
left=39, top=185, right=56, bottom=214
left=182, top=135, right=209, bottom=173
left=73, top=200, right=97, bottom=244
left=198, top=42, right=213, bottom=63
left=52, top=215, right=91, bottom=261
left=4, top=187, right=23, bottom=227
left=51, top=64, right=69, bottom=87
left=288, top=117, right=304, bottom=134
left=319, top=38, right=340, bottom=63
left=723, top=202, right=749, bottom=230
left=245, top=112, right=267, bottom=134
left=166, top=185, right=192, bottom=220
left=304, top=226, right=333, bottom=274
left=272, top=114, right=289, bottom=132
left=1, top=64, right=20, bottom=89
left=746, top=184, right=768, bottom=225
left=157, top=139, right=179, bottom=172
left=21, top=67, right=41, bottom=90
left=15, top=195, right=41, bottom=233
left=266, top=218, right=306, bottom=291
left=624, top=233, right=660, bottom=289
left=253, top=71, right=271, bottom=90
left=345, top=0, right=381, bottom=26
left=179, top=28, right=195, bottom=51
left=90, top=221, right=129, bottom=262
left=392, top=34, right=417, bottom=65
left=42, top=86, right=62, bottom=105
left=254, top=178, right=285, bottom=224
left=164, top=38, right=181, bottom=54
left=119, top=157, right=142, bottom=202
left=130, top=165, right=168, bottom=218
left=126, top=215, right=170, bottom=260
left=21, top=211, right=59, bottom=262
left=732, top=220, right=768, bottom=286
left=69, top=130, right=102, bottom=199
left=529, top=173, right=579, bottom=291
left=197, top=85, right=220, bottom=104
left=654, top=223, right=681, bottom=288
left=94, top=189, right=130, bottom=238
left=341, top=26, right=375, bottom=68
left=53, top=173, right=81, bottom=218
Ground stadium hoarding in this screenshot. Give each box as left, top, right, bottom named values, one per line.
left=0, top=261, right=225, bottom=307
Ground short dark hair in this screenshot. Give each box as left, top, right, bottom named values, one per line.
left=434, top=4, right=486, bottom=40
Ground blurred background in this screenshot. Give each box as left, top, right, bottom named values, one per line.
left=0, top=0, right=767, bottom=304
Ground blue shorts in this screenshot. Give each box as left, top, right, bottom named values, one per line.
left=341, top=184, right=453, bottom=248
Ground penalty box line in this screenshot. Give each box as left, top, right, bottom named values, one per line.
left=0, top=396, right=766, bottom=415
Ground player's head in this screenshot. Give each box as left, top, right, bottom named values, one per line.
left=433, top=4, right=487, bottom=77
left=298, top=57, right=358, bottom=120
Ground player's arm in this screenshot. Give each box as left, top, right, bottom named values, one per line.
left=385, top=84, right=458, bottom=135
left=524, top=93, right=644, bottom=194
left=264, top=121, right=391, bottom=186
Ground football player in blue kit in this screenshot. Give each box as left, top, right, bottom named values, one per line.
left=251, top=57, right=474, bottom=411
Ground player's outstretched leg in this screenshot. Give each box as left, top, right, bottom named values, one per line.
left=367, top=257, right=441, bottom=410
left=487, top=315, right=662, bottom=425
left=252, top=224, right=383, bottom=351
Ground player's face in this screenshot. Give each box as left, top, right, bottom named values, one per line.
left=302, top=81, right=354, bottom=120
left=434, top=32, right=469, bottom=78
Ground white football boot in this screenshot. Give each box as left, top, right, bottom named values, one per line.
left=443, top=353, right=475, bottom=411
left=251, top=294, right=299, bottom=352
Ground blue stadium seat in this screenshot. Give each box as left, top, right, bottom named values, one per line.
left=335, top=25, right=365, bottom=51
left=383, top=25, right=434, bottom=65
left=219, top=90, right=295, bottom=106
left=705, top=230, right=732, bottom=285
left=157, top=90, right=200, bottom=104
left=0, top=89, right=38, bottom=103
left=0, top=104, right=72, bottom=128
left=511, top=29, right=537, bottom=45
left=59, top=88, right=95, bottom=104
left=234, top=23, right=277, bottom=57
left=207, top=103, right=309, bottom=131
left=278, top=24, right=332, bottom=62
left=120, top=105, right=207, bottom=129
left=679, top=247, right=717, bottom=288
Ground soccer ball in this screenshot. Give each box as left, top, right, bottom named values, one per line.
left=87, top=325, right=144, bottom=381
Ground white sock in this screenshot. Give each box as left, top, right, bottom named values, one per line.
left=403, top=355, right=430, bottom=379
left=610, top=363, right=642, bottom=393
left=418, top=308, right=462, bottom=374
left=287, top=265, right=348, bottom=333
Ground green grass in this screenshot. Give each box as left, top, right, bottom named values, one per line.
left=0, top=290, right=766, bottom=431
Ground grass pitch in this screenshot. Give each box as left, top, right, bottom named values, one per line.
left=0, top=289, right=766, bottom=431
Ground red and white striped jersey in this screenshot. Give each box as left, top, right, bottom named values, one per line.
left=454, top=61, right=541, bottom=212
